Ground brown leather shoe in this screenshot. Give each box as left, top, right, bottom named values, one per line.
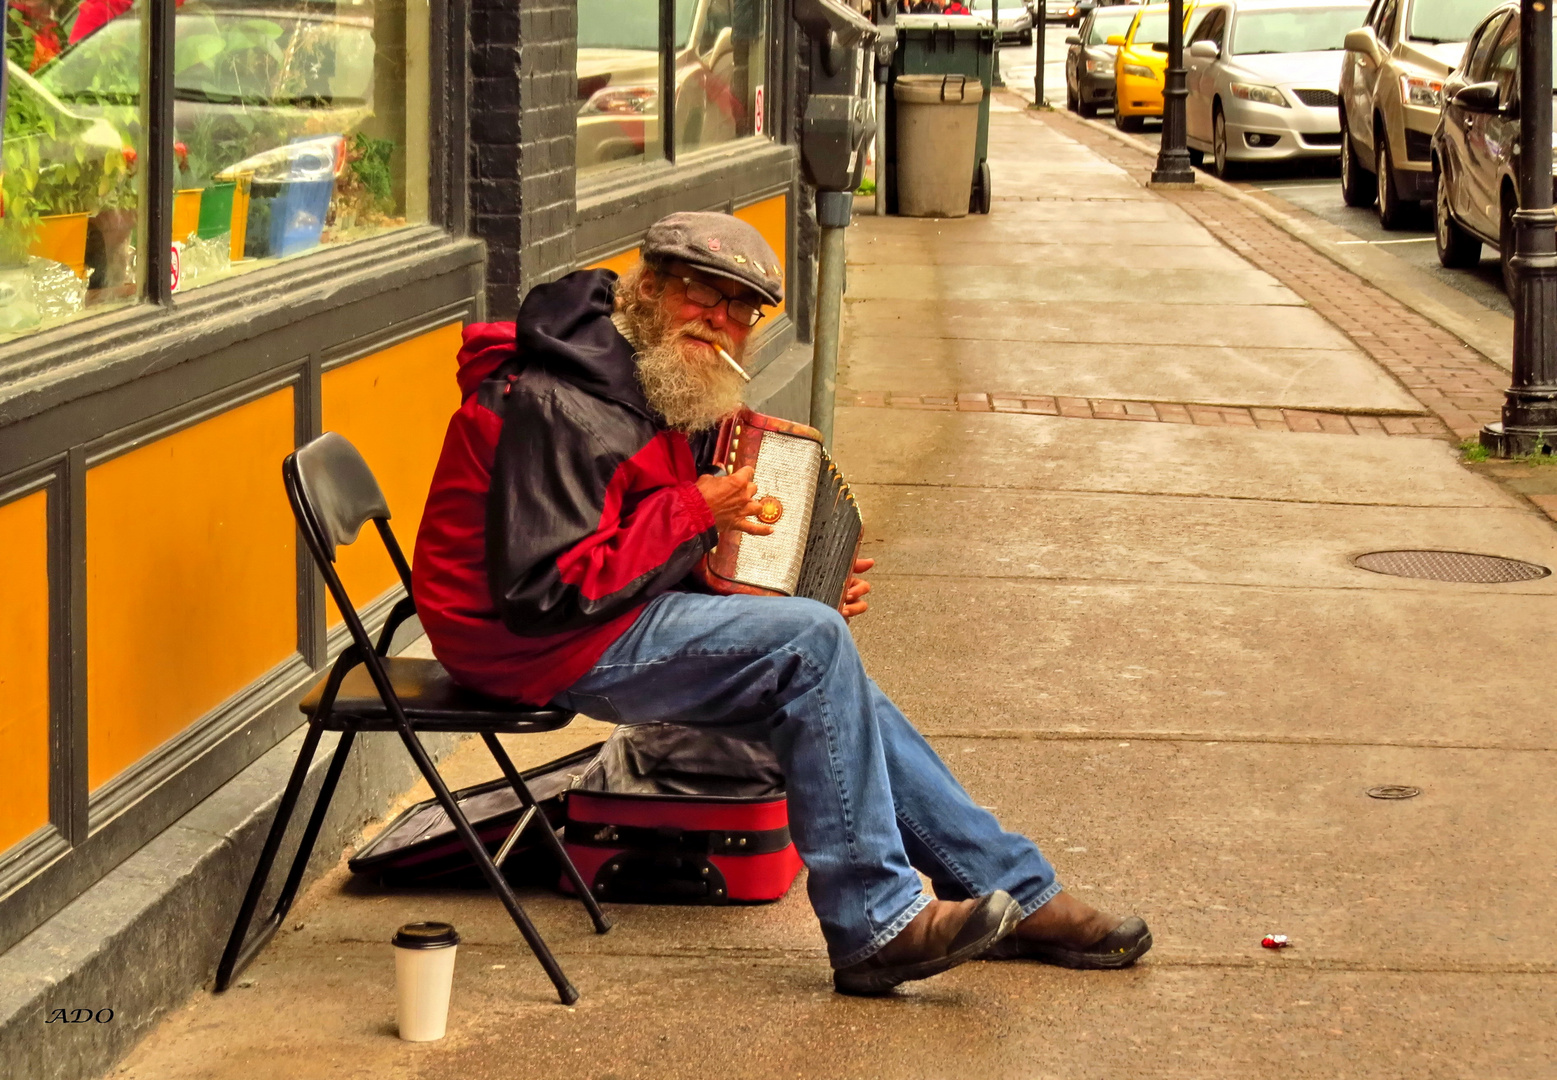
left=833, top=891, right=1021, bottom=996
left=982, top=891, right=1152, bottom=970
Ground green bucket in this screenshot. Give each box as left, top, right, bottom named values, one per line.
left=197, top=182, right=237, bottom=240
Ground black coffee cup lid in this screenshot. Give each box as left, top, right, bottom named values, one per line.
left=392, top=922, right=460, bottom=950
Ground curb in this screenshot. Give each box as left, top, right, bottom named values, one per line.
left=1014, top=94, right=1516, bottom=372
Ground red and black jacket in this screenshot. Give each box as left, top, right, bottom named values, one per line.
left=411, top=269, right=718, bottom=705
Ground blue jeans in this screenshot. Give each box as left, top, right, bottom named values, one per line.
left=551, top=592, right=1061, bottom=967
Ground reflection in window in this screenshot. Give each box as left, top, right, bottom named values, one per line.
left=576, top=0, right=664, bottom=177
left=3, top=2, right=141, bottom=337
left=673, top=0, right=765, bottom=155
left=2, top=0, right=427, bottom=329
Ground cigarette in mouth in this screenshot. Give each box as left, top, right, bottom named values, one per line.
left=716, top=346, right=751, bottom=383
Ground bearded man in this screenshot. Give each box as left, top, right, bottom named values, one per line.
left=412, top=212, right=1151, bottom=995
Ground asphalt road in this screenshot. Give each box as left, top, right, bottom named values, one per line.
left=999, top=31, right=1513, bottom=316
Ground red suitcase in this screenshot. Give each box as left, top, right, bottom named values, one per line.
left=562, top=788, right=803, bottom=904
left=560, top=724, right=803, bottom=904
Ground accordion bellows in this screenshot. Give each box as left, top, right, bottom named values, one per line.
left=697, top=409, right=863, bottom=608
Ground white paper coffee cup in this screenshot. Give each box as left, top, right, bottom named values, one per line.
left=393, top=922, right=460, bottom=1041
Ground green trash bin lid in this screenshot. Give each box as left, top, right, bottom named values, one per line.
left=894, top=74, right=986, bottom=105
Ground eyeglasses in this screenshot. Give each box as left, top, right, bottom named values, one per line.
left=676, top=276, right=765, bottom=327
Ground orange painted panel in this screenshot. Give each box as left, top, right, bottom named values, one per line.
left=0, top=491, right=52, bottom=851
left=586, top=248, right=641, bottom=277
left=321, top=323, right=465, bottom=624
left=86, top=390, right=298, bottom=792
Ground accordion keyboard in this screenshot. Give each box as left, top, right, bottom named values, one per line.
left=733, top=431, right=822, bottom=596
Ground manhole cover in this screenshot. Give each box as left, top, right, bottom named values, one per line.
left=1353, top=550, right=1550, bottom=583
left=1367, top=785, right=1421, bottom=800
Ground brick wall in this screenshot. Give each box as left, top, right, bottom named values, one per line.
left=468, top=0, right=522, bottom=318
left=518, top=0, right=579, bottom=295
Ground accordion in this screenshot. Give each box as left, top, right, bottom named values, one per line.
left=696, top=409, right=863, bottom=609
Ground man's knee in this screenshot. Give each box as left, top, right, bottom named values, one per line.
left=770, top=598, right=854, bottom=666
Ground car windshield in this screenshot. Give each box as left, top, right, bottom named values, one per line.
left=1090, top=10, right=1138, bottom=40
left=578, top=0, right=698, bottom=49
left=1231, top=6, right=1369, bottom=53
left=38, top=11, right=374, bottom=106
left=1406, top=0, right=1503, bottom=43
left=1131, top=10, right=1173, bottom=42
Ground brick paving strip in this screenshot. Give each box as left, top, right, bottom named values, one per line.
left=846, top=390, right=1446, bottom=436
left=1038, top=106, right=1510, bottom=445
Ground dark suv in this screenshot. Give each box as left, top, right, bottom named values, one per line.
left=1430, top=1, right=1535, bottom=294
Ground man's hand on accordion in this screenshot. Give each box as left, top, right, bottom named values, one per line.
left=842, top=558, right=874, bottom=621
left=696, top=466, right=774, bottom=537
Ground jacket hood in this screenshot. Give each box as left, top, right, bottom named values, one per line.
left=456, top=322, right=520, bottom=399
left=514, top=269, right=653, bottom=417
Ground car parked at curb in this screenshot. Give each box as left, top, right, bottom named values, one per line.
left=1431, top=0, right=1542, bottom=294
left=1066, top=6, right=1138, bottom=116
left=971, top=0, right=1034, bottom=44
left=1109, top=1, right=1197, bottom=132
left=1183, top=0, right=1368, bottom=177
left=1338, top=0, right=1503, bottom=228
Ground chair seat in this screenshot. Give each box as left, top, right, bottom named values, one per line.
left=300, top=657, right=573, bottom=732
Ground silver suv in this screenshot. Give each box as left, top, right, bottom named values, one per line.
left=1337, top=0, right=1500, bottom=228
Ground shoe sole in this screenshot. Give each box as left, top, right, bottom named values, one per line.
left=833, top=895, right=1023, bottom=997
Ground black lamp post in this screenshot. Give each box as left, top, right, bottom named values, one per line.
left=1150, top=0, right=1195, bottom=185
left=1034, top=0, right=1046, bottom=107
left=1482, top=0, right=1557, bottom=456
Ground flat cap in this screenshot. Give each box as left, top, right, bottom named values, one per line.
left=641, top=211, right=784, bottom=307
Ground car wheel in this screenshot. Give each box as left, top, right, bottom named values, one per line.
left=1339, top=119, right=1377, bottom=208
left=1434, top=164, right=1481, bottom=269
left=1078, top=96, right=1098, bottom=118
left=1115, top=110, right=1145, bottom=132
left=1212, top=109, right=1236, bottom=179
left=1067, top=84, right=1079, bottom=112
left=1375, top=131, right=1412, bottom=229
left=1500, top=192, right=1520, bottom=302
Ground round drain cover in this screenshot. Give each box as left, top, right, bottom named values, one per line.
left=1367, top=785, right=1420, bottom=800
left=1353, top=550, right=1550, bottom=583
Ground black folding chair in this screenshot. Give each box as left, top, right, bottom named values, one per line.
left=215, top=432, right=611, bottom=1005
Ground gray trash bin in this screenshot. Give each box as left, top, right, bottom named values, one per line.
left=893, top=74, right=985, bottom=218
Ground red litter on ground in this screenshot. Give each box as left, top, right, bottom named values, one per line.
left=1261, top=934, right=1290, bottom=949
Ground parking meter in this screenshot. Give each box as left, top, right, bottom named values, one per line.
left=796, top=0, right=881, bottom=195
left=795, top=0, right=881, bottom=445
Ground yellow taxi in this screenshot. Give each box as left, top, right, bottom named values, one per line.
left=1109, top=2, right=1197, bottom=132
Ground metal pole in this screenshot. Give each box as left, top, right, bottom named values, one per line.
left=1151, top=0, right=1194, bottom=184
left=810, top=191, right=851, bottom=445
left=1482, top=0, right=1557, bottom=455
left=875, top=74, right=888, bottom=216
left=1033, top=0, right=1046, bottom=106
left=992, top=0, right=1004, bottom=87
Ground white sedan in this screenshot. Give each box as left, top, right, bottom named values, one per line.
left=1183, top=0, right=1370, bottom=177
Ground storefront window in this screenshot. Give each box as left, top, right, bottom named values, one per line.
left=3, top=0, right=141, bottom=336
left=576, top=0, right=664, bottom=177
left=672, top=0, right=764, bottom=154
left=1, top=0, right=426, bottom=338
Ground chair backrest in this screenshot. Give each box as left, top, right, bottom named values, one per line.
left=288, top=432, right=390, bottom=561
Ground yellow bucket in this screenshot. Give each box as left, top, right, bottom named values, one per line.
left=229, top=175, right=251, bottom=262
left=29, top=212, right=90, bottom=277
left=172, top=189, right=203, bottom=245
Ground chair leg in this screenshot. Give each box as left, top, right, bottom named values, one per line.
left=216, top=721, right=328, bottom=991
left=481, top=733, right=613, bottom=934
left=263, top=727, right=359, bottom=933
left=397, top=728, right=580, bottom=1005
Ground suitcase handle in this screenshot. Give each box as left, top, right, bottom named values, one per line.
left=591, top=852, right=730, bottom=904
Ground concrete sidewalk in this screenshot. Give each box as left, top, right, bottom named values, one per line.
left=111, top=101, right=1557, bottom=1079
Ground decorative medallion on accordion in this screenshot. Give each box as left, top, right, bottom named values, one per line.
left=697, top=409, right=864, bottom=609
